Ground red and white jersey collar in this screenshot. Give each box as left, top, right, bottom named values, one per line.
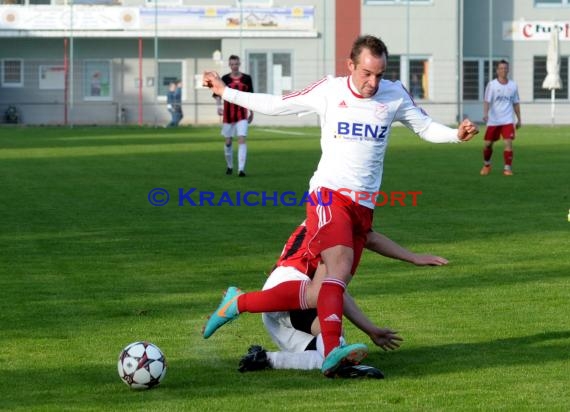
left=347, top=76, right=378, bottom=99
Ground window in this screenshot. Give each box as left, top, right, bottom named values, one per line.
left=483, top=60, right=505, bottom=86
left=1, top=59, right=23, bottom=88
left=535, top=0, right=570, bottom=6
left=386, top=55, right=401, bottom=81
left=409, top=58, right=429, bottom=99
left=533, top=56, right=568, bottom=99
left=84, top=60, right=111, bottom=100
left=157, top=61, right=183, bottom=97
left=272, top=53, right=292, bottom=94
left=463, top=60, right=479, bottom=100
left=385, top=55, right=429, bottom=99
left=462, top=58, right=504, bottom=101
left=248, top=52, right=292, bottom=95
left=397, top=57, right=429, bottom=99
left=1, top=0, right=53, bottom=3
left=249, top=53, right=267, bottom=93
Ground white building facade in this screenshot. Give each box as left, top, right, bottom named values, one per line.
left=1, top=0, right=569, bottom=126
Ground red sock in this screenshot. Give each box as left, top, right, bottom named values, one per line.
left=317, top=279, right=346, bottom=357
left=504, top=150, right=513, bottom=167
left=483, top=147, right=493, bottom=163
left=237, top=280, right=308, bottom=313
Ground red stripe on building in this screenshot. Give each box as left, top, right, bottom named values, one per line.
left=335, top=0, right=361, bottom=76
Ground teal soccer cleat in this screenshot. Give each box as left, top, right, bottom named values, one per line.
left=321, top=343, right=368, bottom=377
left=202, top=286, right=243, bottom=338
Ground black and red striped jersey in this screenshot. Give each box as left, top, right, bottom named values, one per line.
left=221, top=73, right=253, bottom=123
left=274, top=222, right=318, bottom=279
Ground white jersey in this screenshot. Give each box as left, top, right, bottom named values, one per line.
left=223, top=75, right=461, bottom=209
left=484, top=79, right=520, bottom=126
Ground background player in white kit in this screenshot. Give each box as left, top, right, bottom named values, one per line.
left=202, top=35, right=478, bottom=378
left=480, top=60, right=522, bottom=176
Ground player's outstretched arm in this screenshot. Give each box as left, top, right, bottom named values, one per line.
left=343, top=292, right=402, bottom=351
left=205, top=71, right=326, bottom=117
left=457, top=118, right=479, bottom=141
left=482, top=101, right=490, bottom=124
left=514, top=103, right=522, bottom=129
left=365, top=231, right=448, bottom=266
left=203, top=71, right=226, bottom=96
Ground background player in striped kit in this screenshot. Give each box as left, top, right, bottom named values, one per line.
left=213, top=55, right=254, bottom=177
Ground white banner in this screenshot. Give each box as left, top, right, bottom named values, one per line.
left=503, top=21, right=570, bottom=41
left=0, top=6, right=139, bottom=30
left=0, top=5, right=313, bottom=32
left=138, top=6, right=315, bottom=31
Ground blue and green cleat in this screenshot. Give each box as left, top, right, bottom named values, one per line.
left=202, top=286, right=244, bottom=338
left=321, top=343, right=368, bottom=377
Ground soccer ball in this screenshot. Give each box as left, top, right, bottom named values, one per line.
left=117, top=341, right=167, bottom=389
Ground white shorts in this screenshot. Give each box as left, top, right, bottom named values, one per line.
left=262, top=266, right=315, bottom=353
left=222, top=119, right=249, bottom=138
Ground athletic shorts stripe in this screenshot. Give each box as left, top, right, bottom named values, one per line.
left=304, top=187, right=373, bottom=275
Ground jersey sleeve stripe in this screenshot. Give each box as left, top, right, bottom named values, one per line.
left=282, top=77, right=328, bottom=100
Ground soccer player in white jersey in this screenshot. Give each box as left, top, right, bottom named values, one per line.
left=237, top=223, right=447, bottom=378
left=202, top=35, right=478, bottom=378
left=480, top=60, right=522, bottom=176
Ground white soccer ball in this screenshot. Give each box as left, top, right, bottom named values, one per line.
left=117, top=341, right=167, bottom=389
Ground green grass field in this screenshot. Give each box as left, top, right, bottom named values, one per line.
left=0, top=124, right=568, bottom=411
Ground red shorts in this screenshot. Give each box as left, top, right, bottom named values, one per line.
left=484, top=124, right=515, bottom=141
left=304, top=187, right=373, bottom=275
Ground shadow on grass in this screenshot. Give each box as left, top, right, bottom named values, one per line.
left=3, top=331, right=569, bottom=410
left=0, top=353, right=344, bottom=410
left=373, top=330, right=570, bottom=379
left=351, top=266, right=570, bottom=298
left=0, top=127, right=316, bottom=150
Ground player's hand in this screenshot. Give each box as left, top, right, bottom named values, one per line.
left=217, top=107, right=223, bottom=116
left=482, top=115, right=488, bottom=124
left=248, top=112, right=254, bottom=124
left=203, top=71, right=226, bottom=96
left=457, top=118, right=479, bottom=141
left=368, top=327, right=403, bottom=351
left=516, top=121, right=522, bottom=129
left=411, top=254, right=449, bottom=266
